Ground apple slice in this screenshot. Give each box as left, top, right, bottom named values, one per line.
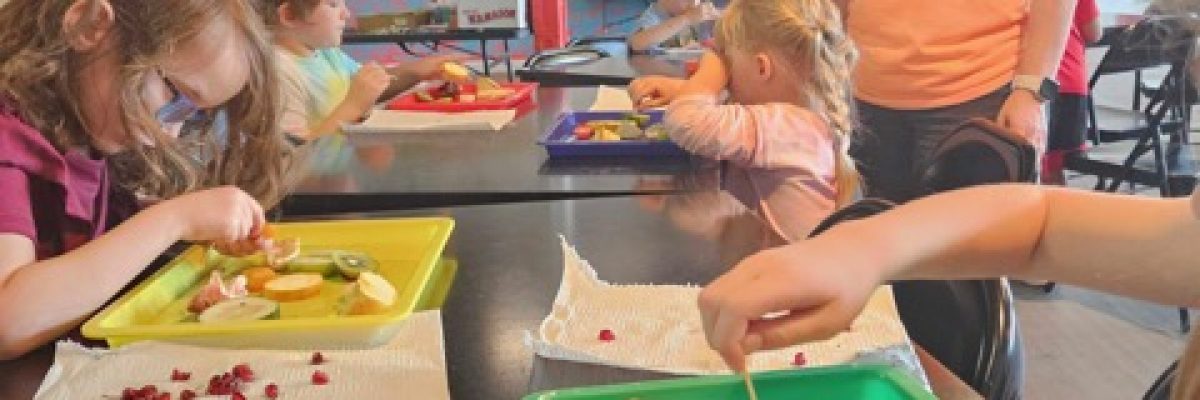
left=342, top=272, right=396, bottom=316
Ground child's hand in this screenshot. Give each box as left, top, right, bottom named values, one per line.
left=343, top=62, right=391, bottom=115
left=697, top=240, right=883, bottom=372
left=156, top=186, right=267, bottom=248
left=629, top=76, right=686, bottom=109
left=685, top=2, right=720, bottom=25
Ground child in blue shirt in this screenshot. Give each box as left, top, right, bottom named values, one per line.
left=627, top=0, right=720, bottom=52
left=261, top=0, right=461, bottom=140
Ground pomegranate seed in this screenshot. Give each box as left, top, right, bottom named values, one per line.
left=598, top=329, right=616, bottom=341
left=121, top=387, right=138, bottom=400
left=139, top=385, right=158, bottom=396
left=265, top=383, right=280, bottom=398
left=179, top=390, right=196, bottom=400
left=231, top=392, right=246, bottom=400
left=792, top=352, right=807, bottom=366
left=155, top=393, right=171, bottom=400
left=232, top=363, right=255, bottom=381
left=310, top=351, right=326, bottom=365
left=312, top=370, right=329, bottom=385
left=170, top=368, right=191, bottom=381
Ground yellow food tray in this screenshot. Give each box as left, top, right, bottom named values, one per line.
left=82, top=217, right=454, bottom=349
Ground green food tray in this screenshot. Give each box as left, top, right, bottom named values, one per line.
left=523, top=365, right=935, bottom=400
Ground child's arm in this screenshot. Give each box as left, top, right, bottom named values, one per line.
left=698, top=184, right=1200, bottom=371
left=380, top=54, right=471, bottom=100
left=1079, top=0, right=1102, bottom=44
left=627, top=3, right=719, bottom=51
left=300, top=62, right=391, bottom=141
left=677, top=50, right=726, bottom=96
left=0, top=187, right=265, bottom=359
left=664, top=51, right=828, bottom=168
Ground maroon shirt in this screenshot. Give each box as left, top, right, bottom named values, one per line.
left=0, top=103, right=111, bottom=259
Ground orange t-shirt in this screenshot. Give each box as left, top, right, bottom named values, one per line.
left=848, top=0, right=1029, bottom=110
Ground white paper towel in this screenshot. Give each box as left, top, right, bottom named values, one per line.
left=588, top=86, right=637, bottom=112
left=342, top=109, right=516, bottom=133
left=527, top=237, right=928, bottom=383
left=35, top=310, right=449, bottom=400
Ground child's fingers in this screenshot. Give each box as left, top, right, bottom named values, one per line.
left=711, top=308, right=750, bottom=372
left=638, top=96, right=667, bottom=109
left=246, top=198, right=267, bottom=240
left=744, top=304, right=848, bottom=351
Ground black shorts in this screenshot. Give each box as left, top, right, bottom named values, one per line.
left=1047, top=93, right=1088, bottom=151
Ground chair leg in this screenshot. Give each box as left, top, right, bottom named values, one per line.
left=1107, top=135, right=1152, bottom=192
left=1087, top=95, right=1101, bottom=145
left=1151, top=127, right=1172, bottom=197
left=1180, top=308, right=1190, bottom=333
left=1134, top=69, right=1143, bottom=111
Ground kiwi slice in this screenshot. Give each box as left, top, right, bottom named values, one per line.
left=332, top=251, right=379, bottom=279
left=197, top=297, right=280, bottom=324
left=286, top=255, right=337, bottom=276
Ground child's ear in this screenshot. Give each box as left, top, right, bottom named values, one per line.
left=755, top=52, right=774, bottom=82
left=278, top=3, right=304, bottom=27
left=62, top=0, right=115, bottom=52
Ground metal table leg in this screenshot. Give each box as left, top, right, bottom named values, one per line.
left=480, top=39, right=491, bottom=76
left=503, top=39, right=514, bottom=81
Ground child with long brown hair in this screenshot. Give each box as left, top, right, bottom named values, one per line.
left=0, top=0, right=293, bottom=359
left=630, top=0, right=859, bottom=242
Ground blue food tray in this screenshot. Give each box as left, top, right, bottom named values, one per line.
left=539, top=111, right=688, bottom=157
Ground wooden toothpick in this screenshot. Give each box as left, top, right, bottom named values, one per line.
left=742, top=370, right=760, bottom=400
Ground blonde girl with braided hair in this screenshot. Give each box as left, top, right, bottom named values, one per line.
left=629, top=0, right=858, bottom=242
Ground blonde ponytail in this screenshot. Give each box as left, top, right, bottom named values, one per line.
left=716, top=0, right=862, bottom=207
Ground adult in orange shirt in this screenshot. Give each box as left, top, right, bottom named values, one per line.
left=839, top=0, right=1076, bottom=202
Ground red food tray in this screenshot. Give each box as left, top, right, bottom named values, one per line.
left=386, top=82, right=538, bottom=112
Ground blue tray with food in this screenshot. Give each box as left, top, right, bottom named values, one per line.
left=539, top=111, right=688, bottom=157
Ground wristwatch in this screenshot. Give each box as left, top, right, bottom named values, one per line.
left=1012, top=75, right=1059, bottom=103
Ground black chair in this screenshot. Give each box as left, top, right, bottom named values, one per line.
left=808, top=122, right=1035, bottom=399
left=1143, top=360, right=1178, bottom=400
left=1066, top=16, right=1196, bottom=196
left=919, top=118, right=1036, bottom=196
left=809, top=200, right=1023, bottom=400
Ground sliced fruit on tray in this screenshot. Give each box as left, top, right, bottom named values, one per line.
left=197, top=297, right=281, bottom=324
left=332, top=251, right=380, bottom=279
left=285, top=253, right=338, bottom=276
left=242, top=266, right=277, bottom=293
left=188, top=271, right=249, bottom=313
left=262, top=237, right=300, bottom=268
left=262, top=274, right=324, bottom=302
left=340, top=272, right=397, bottom=316
left=442, top=62, right=473, bottom=81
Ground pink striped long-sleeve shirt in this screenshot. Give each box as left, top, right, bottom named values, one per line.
left=665, top=94, right=839, bottom=242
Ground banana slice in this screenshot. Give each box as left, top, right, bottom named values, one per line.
left=197, top=297, right=280, bottom=324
